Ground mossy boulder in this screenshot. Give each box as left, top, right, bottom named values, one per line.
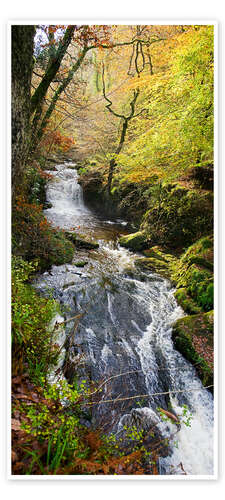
left=119, top=231, right=149, bottom=251
left=134, top=246, right=177, bottom=279
left=12, top=198, right=75, bottom=272
left=172, top=311, right=214, bottom=389
left=65, top=232, right=99, bottom=250
left=135, top=258, right=171, bottom=279
left=74, top=261, right=88, bottom=267
left=174, top=288, right=202, bottom=315
left=171, top=236, right=214, bottom=312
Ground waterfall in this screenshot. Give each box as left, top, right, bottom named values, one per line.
left=35, top=163, right=214, bottom=476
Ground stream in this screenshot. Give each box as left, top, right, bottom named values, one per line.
left=34, top=162, right=214, bottom=476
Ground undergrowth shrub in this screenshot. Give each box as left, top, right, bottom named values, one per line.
left=24, top=163, right=50, bottom=205
left=13, top=377, right=159, bottom=475
left=11, top=256, right=60, bottom=383
left=12, top=197, right=74, bottom=271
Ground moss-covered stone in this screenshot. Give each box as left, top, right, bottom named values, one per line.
left=134, top=246, right=177, bottom=279
left=143, top=246, right=175, bottom=262
left=172, top=312, right=214, bottom=389
left=74, top=261, right=88, bottom=267
left=171, top=236, right=214, bottom=312
left=135, top=257, right=171, bottom=279
left=65, top=232, right=99, bottom=250
left=174, top=288, right=202, bottom=315
left=187, top=256, right=213, bottom=272
left=119, top=231, right=149, bottom=251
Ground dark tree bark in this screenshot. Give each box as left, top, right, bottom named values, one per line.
left=30, top=26, right=75, bottom=116
left=30, top=26, right=76, bottom=154
left=11, top=25, right=35, bottom=199
left=35, top=46, right=90, bottom=145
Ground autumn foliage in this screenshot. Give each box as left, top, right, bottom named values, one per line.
left=12, top=196, right=74, bottom=270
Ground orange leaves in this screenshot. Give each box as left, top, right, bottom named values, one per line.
left=192, top=334, right=214, bottom=369
left=15, top=195, right=43, bottom=214
left=39, top=218, right=48, bottom=230
left=68, top=438, right=148, bottom=475
left=41, top=129, right=75, bottom=154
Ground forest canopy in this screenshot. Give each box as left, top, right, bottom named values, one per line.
left=23, top=24, right=213, bottom=190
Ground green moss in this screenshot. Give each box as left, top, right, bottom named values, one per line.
left=187, top=256, right=213, bottom=271
left=171, top=236, right=214, bottom=312
left=12, top=200, right=74, bottom=272
left=44, top=231, right=74, bottom=268
left=65, top=232, right=99, bottom=249
left=74, top=261, right=88, bottom=267
left=119, top=231, right=148, bottom=251
left=135, top=257, right=172, bottom=279
left=172, top=311, right=214, bottom=388
left=174, top=288, right=202, bottom=315
left=134, top=246, right=177, bottom=279
left=143, top=246, right=175, bottom=263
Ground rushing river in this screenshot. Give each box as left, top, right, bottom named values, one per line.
left=34, top=162, right=214, bottom=476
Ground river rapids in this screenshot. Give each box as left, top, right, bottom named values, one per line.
left=34, top=162, right=214, bottom=476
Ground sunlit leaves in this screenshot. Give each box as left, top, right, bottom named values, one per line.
left=116, top=26, right=214, bottom=183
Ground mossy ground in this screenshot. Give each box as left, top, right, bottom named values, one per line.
left=171, top=236, right=214, bottom=312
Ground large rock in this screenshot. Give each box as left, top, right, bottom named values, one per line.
left=65, top=231, right=99, bottom=250
left=171, top=236, right=214, bottom=312
left=172, top=311, right=214, bottom=389
left=119, top=231, right=149, bottom=251
left=134, top=246, right=177, bottom=279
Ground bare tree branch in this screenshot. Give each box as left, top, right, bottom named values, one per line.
left=85, top=385, right=213, bottom=406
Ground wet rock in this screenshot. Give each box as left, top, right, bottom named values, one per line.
left=44, top=201, right=53, bottom=209
left=62, top=281, right=76, bottom=289
left=117, top=407, right=173, bottom=458
left=65, top=231, right=99, bottom=249
left=119, top=231, right=149, bottom=251
left=134, top=246, right=177, bottom=280
left=172, top=311, right=214, bottom=389
left=74, top=261, right=88, bottom=267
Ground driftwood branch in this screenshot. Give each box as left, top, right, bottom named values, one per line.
left=85, top=385, right=213, bottom=406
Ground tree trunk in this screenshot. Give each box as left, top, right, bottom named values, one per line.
left=107, top=119, right=128, bottom=193
left=11, top=25, right=35, bottom=199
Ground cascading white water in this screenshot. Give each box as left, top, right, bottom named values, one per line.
left=128, top=278, right=214, bottom=475
left=37, top=163, right=214, bottom=476
left=47, top=163, right=84, bottom=205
